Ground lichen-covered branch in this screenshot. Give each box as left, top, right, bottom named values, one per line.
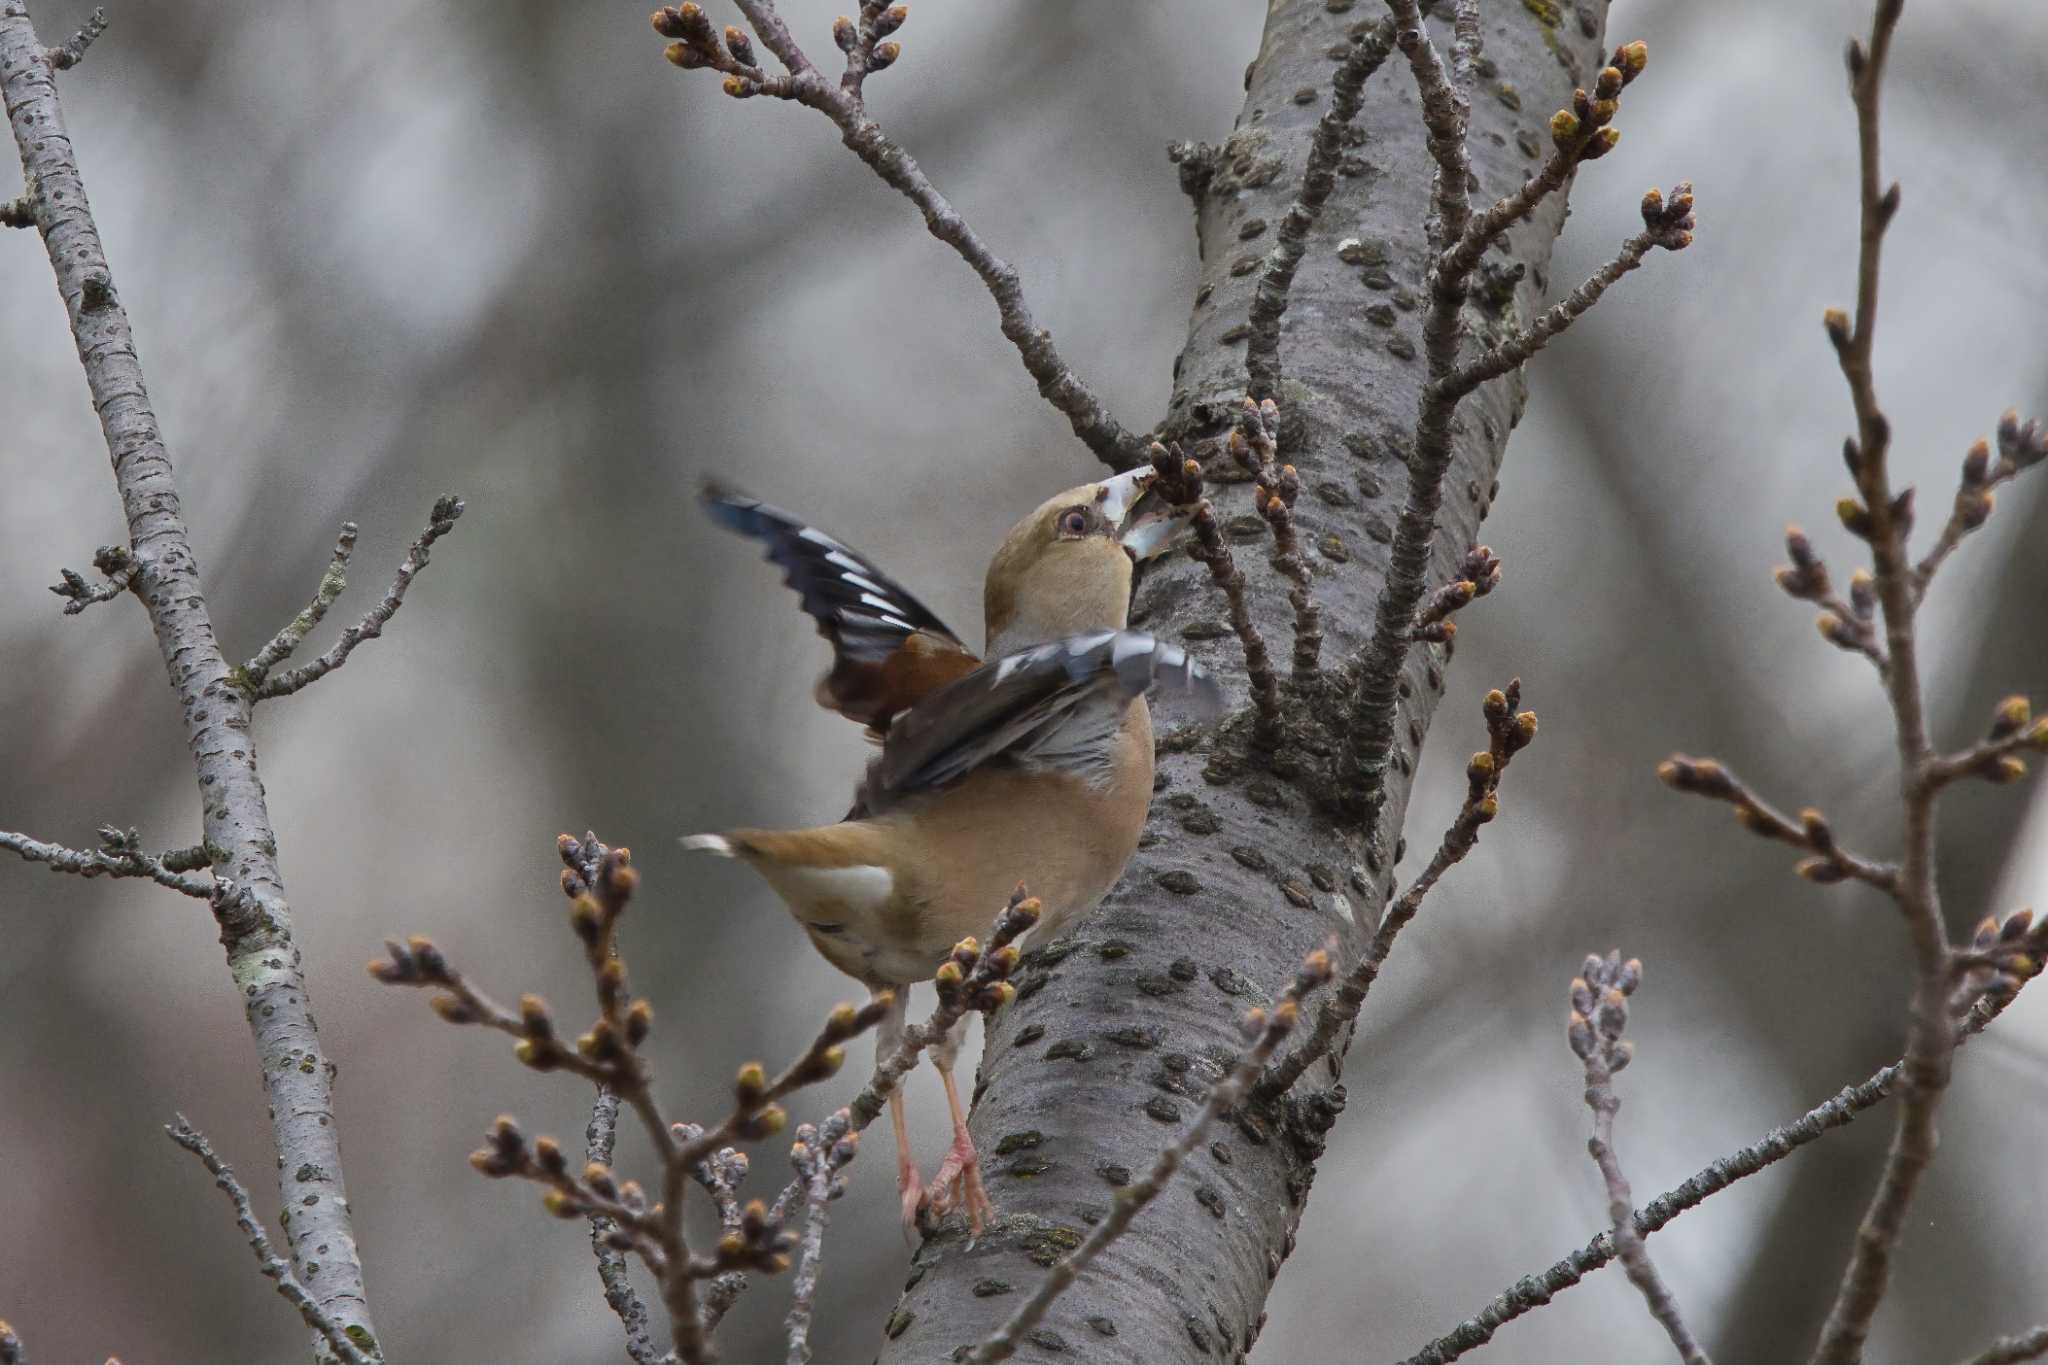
left=250, top=499, right=462, bottom=700
left=0, top=6, right=380, bottom=1348
left=1567, top=954, right=1713, bottom=1365
left=1244, top=17, right=1395, bottom=400
left=1953, top=1325, right=2048, bottom=1365
left=40, top=4, right=102, bottom=69
left=963, top=949, right=1334, bottom=1365
left=1261, top=681, right=1535, bottom=1100
left=47, top=542, right=137, bottom=614
left=583, top=1088, right=663, bottom=1365
left=650, top=1, right=1143, bottom=470
left=783, top=1114, right=859, bottom=1365
left=164, top=1117, right=376, bottom=1365
left=1398, top=984, right=2028, bottom=1365
left=1, top=827, right=213, bottom=898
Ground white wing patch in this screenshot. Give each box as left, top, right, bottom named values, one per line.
left=761, top=861, right=896, bottom=916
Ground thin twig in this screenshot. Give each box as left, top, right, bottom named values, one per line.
left=1244, top=17, right=1395, bottom=399
left=1774, top=525, right=1889, bottom=675
left=1570, top=954, right=1713, bottom=1365
left=1811, top=3, right=1959, bottom=1357
left=963, top=950, right=1334, bottom=1365
left=164, top=1116, right=375, bottom=1365
left=1190, top=500, right=1281, bottom=746
left=242, top=523, right=358, bottom=689
left=1913, top=412, right=2046, bottom=596
left=1, top=828, right=213, bottom=898
left=40, top=5, right=102, bottom=69
left=252, top=497, right=463, bottom=700
left=655, top=0, right=1142, bottom=470
left=1228, top=398, right=1325, bottom=677
left=1656, top=755, right=1898, bottom=892
left=1398, top=988, right=2020, bottom=1365
left=1261, top=681, right=1535, bottom=1100
left=1953, top=1326, right=2048, bottom=1365
left=1441, top=199, right=1693, bottom=401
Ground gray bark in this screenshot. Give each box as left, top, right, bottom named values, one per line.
left=873, top=2, right=1610, bottom=1361
left=0, top=4, right=376, bottom=1358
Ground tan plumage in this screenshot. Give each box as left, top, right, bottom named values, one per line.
left=690, top=468, right=1204, bottom=1231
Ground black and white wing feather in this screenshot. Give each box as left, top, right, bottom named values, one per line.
left=865, top=630, right=1222, bottom=807
left=703, top=483, right=977, bottom=733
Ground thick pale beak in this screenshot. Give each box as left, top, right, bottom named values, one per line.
left=1100, top=465, right=1195, bottom=561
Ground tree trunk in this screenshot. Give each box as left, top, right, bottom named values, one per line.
left=876, top=2, right=1610, bottom=1360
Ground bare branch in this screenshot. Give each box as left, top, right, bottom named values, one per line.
left=1244, top=17, right=1395, bottom=400
left=40, top=5, right=102, bottom=69
left=651, top=0, right=1144, bottom=470
left=164, top=1117, right=376, bottom=1365
left=1953, top=1326, right=2048, bottom=1365
left=2, top=9, right=393, bottom=1334
left=1656, top=755, right=1898, bottom=891
left=1262, top=680, right=1535, bottom=1100
left=1, top=827, right=213, bottom=898
left=252, top=497, right=463, bottom=700
left=1568, top=954, right=1713, bottom=1365
left=47, top=543, right=138, bottom=614
left=0, top=193, right=28, bottom=227
left=1384, top=0, right=1473, bottom=251
left=1926, top=694, right=2048, bottom=791
left=963, top=949, right=1335, bottom=1365
left=1398, top=987, right=2024, bottom=1365
left=1811, top=3, right=1963, bottom=1355
left=242, top=522, right=358, bottom=688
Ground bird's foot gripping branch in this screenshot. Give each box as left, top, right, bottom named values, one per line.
left=373, top=833, right=1030, bottom=1365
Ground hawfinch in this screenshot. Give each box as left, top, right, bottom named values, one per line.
left=687, top=467, right=1211, bottom=1230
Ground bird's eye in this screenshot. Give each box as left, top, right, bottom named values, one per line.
left=1058, top=507, right=1090, bottom=537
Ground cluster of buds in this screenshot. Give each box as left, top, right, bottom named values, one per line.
left=1833, top=482, right=1913, bottom=546
left=1413, top=545, right=1504, bottom=644
left=1638, top=181, right=1697, bottom=251
left=709, top=1196, right=799, bottom=1275
left=1228, top=398, right=1292, bottom=513
left=1549, top=40, right=1648, bottom=162
left=832, top=3, right=907, bottom=75
left=1242, top=945, right=1335, bottom=1044
left=467, top=1116, right=668, bottom=1256
left=1463, top=680, right=1539, bottom=822
left=1773, top=525, right=1882, bottom=664
left=1934, top=410, right=2047, bottom=549
left=934, top=888, right=1039, bottom=1016
left=1568, top=950, right=1642, bottom=1075
left=1148, top=437, right=1206, bottom=511
left=1955, top=910, right=2048, bottom=1015
left=651, top=4, right=790, bottom=97
left=790, top=1108, right=862, bottom=1197
left=1969, top=695, right=2048, bottom=784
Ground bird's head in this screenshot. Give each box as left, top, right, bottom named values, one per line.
left=983, top=466, right=1196, bottom=654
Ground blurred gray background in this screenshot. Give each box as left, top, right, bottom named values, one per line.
left=3, top=1, right=2044, bottom=1360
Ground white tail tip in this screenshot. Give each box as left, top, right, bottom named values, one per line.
left=680, top=833, right=735, bottom=857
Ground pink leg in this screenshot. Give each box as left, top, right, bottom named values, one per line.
left=926, top=1061, right=995, bottom=1235
left=890, top=1089, right=925, bottom=1237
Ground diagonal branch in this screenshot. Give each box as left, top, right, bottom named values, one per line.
left=653, top=0, right=1144, bottom=471
left=40, top=4, right=102, bottom=69
left=242, top=523, right=357, bottom=689
left=1953, top=1326, right=2048, bottom=1365
left=164, top=1117, right=375, bottom=1365
left=47, top=543, right=138, bottom=615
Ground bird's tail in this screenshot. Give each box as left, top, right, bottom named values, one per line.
left=679, top=833, right=735, bottom=857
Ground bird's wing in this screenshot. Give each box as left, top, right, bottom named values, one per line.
left=866, top=630, right=1223, bottom=804
left=703, top=484, right=980, bottom=735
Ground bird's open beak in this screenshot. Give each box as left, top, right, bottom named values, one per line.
left=1098, top=465, right=1196, bottom=562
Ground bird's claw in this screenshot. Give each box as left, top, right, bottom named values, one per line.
left=925, top=1124, right=995, bottom=1238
